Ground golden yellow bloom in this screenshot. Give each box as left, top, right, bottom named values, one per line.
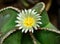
left=23, top=17, right=35, bottom=27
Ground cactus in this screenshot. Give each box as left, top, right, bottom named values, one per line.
left=0, top=2, right=60, bottom=44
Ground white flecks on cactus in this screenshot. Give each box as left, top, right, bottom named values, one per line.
left=15, top=9, right=42, bottom=33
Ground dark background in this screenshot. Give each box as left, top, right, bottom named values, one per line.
left=48, top=0, right=60, bottom=29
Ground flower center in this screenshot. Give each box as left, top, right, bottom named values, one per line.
left=23, top=17, right=35, bottom=27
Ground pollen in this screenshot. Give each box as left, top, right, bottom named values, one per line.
left=23, top=17, right=35, bottom=27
